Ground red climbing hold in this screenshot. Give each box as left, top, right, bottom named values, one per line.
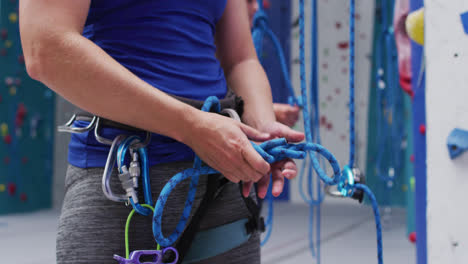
left=7, top=183, right=16, bottom=196
left=410, top=154, right=415, bottom=163
left=0, top=49, right=6, bottom=56
left=338, top=41, right=349, bottom=50
left=15, top=103, right=27, bottom=127
left=18, top=54, right=25, bottom=64
left=0, top=29, right=7, bottom=40
left=263, top=0, right=271, bottom=9
left=3, top=156, right=10, bottom=164
left=21, top=156, right=28, bottom=164
left=419, top=124, right=426, bottom=135
left=409, top=231, right=416, bottom=243
left=320, top=116, right=327, bottom=125
left=20, top=193, right=27, bottom=202
left=4, top=134, right=12, bottom=144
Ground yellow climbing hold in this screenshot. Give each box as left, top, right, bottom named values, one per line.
left=406, top=7, right=424, bottom=45
left=410, top=177, right=415, bottom=192
left=9, top=13, right=18, bottom=23
left=4, top=40, right=12, bottom=48
left=0, top=123, right=7, bottom=137
left=9, top=86, right=16, bottom=95
left=0, top=184, right=5, bottom=192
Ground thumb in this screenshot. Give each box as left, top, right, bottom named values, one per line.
left=240, top=123, right=270, bottom=141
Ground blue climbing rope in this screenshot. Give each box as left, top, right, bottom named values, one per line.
left=349, top=0, right=356, bottom=168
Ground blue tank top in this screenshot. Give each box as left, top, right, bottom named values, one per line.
left=68, top=0, right=228, bottom=168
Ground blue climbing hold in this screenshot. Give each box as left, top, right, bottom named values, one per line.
left=447, top=128, right=468, bottom=159
left=461, top=11, right=468, bottom=35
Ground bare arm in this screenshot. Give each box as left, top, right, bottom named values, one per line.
left=20, top=0, right=270, bottom=183
left=215, top=0, right=275, bottom=130
left=216, top=0, right=305, bottom=198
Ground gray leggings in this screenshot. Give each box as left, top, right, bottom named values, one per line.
left=56, top=162, right=260, bottom=263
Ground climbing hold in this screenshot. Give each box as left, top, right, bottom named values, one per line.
left=388, top=167, right=395, bottom=178
left=409, top=231, right=416, bottom=243
left=447, top=128, right=468, bottom=159
left=410, top=154, right=415, bottom=163
left=263, top=0, right=271, bottom=9
left=15, top=78, right=21, bottom=86
left=5, top=77, right=14, bottom=86
left=4, top=40, right=12, bottom=48
left=461, top=11, right=468, bottom=35
left=406, top=8, right=424, bottom=45
left=419, top=124, right=426, bottom=135
left=1, top=123, right=8, bottom=137
left=9, top=13, right=18, bottom=23
left=21, top=157, right=28, bottom=164
left=4, top=134, right=12, bottom=144
left=410, top=177, right=415, bottom=192
left=3, top=156, right=10, bottom=164
left=0, top=184, right=5, bottom=192
left=0, top=29, right=7, bottom=40
left=338, top=41, right=349, bottom=50
left=20, top=193, right=27, bottom=202
left=9, top=86, right=17, bottom=95
left=15, top=103, right=27, bottom=127
left=7, top=183, right=16, bottom=196
left=18, top=54, right=25, bottom=64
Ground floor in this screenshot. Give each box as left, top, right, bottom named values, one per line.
left=0, top=199, right=415, bottom=264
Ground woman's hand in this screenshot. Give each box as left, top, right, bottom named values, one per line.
left=242, top=122, right=305, bottom=198
left=273, top=103, right=300, bottom=127
left=183, top=111, right=272, bottom=184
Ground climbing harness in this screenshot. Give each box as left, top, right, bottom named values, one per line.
left=58, top=92, right=265, bottom=263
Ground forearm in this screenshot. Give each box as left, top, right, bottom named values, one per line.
left=21, top=32, right=199, bottom=143
left=226, top=59, right=276, bottom=129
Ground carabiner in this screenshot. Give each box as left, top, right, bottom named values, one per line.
left=102, top=134, right=129, bottom=203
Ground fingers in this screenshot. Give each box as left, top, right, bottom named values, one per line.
left=270, top=163, right=284, bottom=197
left=256, top=173, right=271, bottom=199
left=280, top=159, right=297, bottom=180
left=280, top=125, right=305, bottom=142
left=240, top=123, right=270, bottom=141
left=242, top=181, right=254, bottom=197
left=240, top=140, right=271, bottom=179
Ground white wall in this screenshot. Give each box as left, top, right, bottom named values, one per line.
left=426, top=1, right=468, bottom=262
left=289, top=0, right=374, bottom=203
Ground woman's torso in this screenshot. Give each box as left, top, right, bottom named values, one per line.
left=69, top=0, right=228, bottom=168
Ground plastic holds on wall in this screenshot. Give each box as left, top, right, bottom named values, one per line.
left=0, top=29, right=7, bottom=40
left=461, top=11, right=468, bottom=35
left=15, top=103, right=27, bottom=128
left=8, top=13, right=18, bottom=24
left=3, top=134, right=12, bottom=144
left=3, top=156, right=10, bottom=164
left=9, top=86, right=16, bottom=96
left=446, top=128, right=468, bottom=159
left=7, top=183, right=16, bottom=196
left=0, top=184, right=5, bottom=192
left=409, top=231, right=416, bottom=243
left=20, top=193, right=27, bottom=202
left=419, top=124, right=426, bottom=135
left=1, top=123, right=8, bottom=137
left=406, top=7, right=424, bottom=45
left=5, top=77, right=14, bottom=86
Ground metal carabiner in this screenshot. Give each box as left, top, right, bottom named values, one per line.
left=57, top=114, right=97, bottom=133
left=220, top=108, right=241, bottom=122
left=102, top=134, right=129, bottom=203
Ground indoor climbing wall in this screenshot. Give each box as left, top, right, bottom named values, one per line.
left=0, top=0, right=55, bottom=214
left=289, top=0, right=375, bottom=202
left=425, top=0, right=468, bottom=262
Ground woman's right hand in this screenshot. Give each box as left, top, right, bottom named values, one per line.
left=182, top=111, right=271, bottom=184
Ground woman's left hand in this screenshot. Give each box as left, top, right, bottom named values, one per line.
left=242, top=122, right=305, bottom=198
